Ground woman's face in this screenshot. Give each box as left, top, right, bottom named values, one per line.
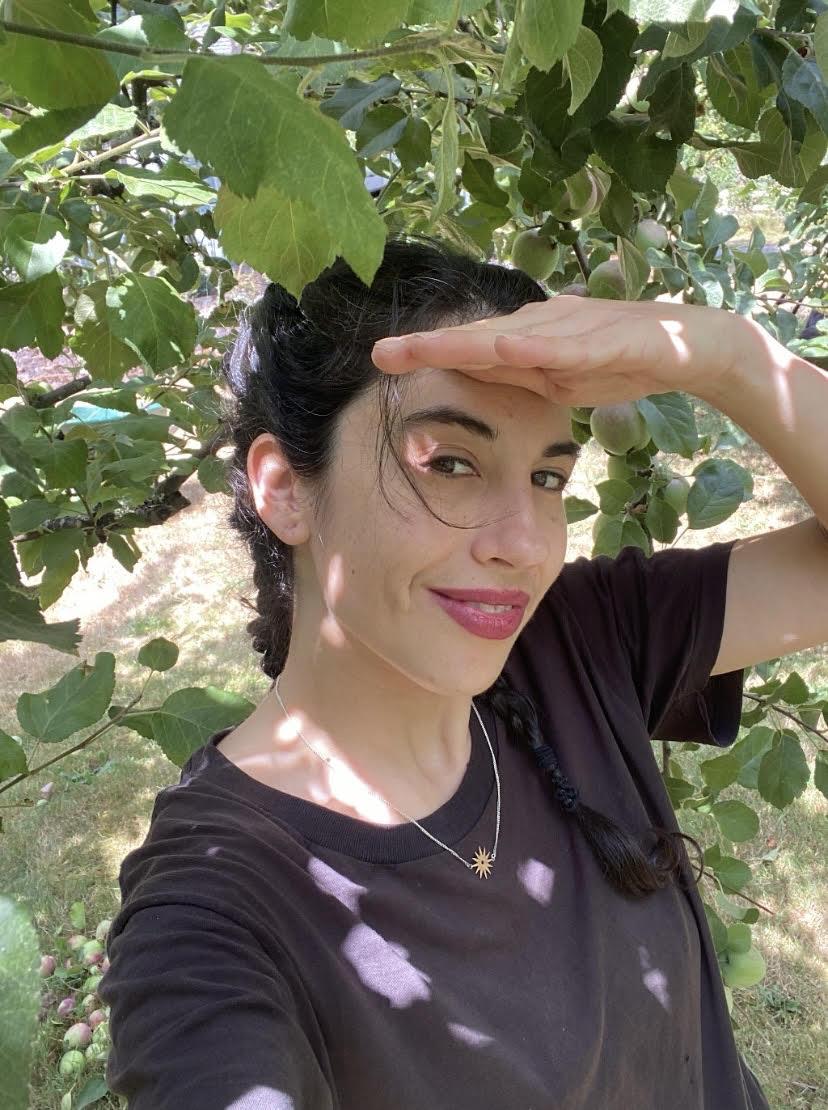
left=292, top=365, right=580, bottom=697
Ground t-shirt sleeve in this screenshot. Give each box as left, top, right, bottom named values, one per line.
left=552, top=539, right=745, bottom=746
left=97, top=902, right=334, bottom=1110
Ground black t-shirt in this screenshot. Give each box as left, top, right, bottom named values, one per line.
left=98, top=539, right=770, bottom=1109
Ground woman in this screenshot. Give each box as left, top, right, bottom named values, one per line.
left=99, top=232, right=828, bottom=1109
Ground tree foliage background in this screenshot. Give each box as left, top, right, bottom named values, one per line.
left=0, top=0, right=826, bottom=1106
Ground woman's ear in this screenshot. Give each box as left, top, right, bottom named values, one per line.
left=246, top=432, right=312, bottom=546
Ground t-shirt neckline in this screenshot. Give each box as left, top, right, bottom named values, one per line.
left=199, top=698, right=501, bottom=865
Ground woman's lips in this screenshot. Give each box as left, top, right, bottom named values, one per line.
left=428, top=590, right=525, bottom=640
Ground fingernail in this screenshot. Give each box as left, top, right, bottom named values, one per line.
left=375, top=337, right=407, bottom=350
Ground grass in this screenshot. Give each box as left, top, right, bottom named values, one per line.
left=1, top=398, right=826, bottom=1109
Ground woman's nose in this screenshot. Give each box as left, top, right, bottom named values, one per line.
left=473, top=490, right=556, bottom=568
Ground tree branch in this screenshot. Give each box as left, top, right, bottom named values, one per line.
left=742, top=690, right=827, bottom=745
left=60, top=128, right=161, bottom=177
left=14, top=426, right=230, bottom=545
left=0, top=20, right=450, bottom=67
left=27, top=375, right=92, bottom=409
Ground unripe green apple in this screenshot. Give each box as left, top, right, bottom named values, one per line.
left=559, top=282, right=589, bottom=297
left=606, top=454, right=635, bottom=481
left=633, top=218, right=668, bottom=253
left=587, top=259, right=626, bottom=300
left=550, top=166, right=610, bottom=221
left=720, top=945, right=766, bottom=989
left=590, top=403, right=648, bottom=456
left=662, top=475, right=690, bottom=515
left=571, top=405, right=593, bottom=424
left=510, top=229, right=560, bottom=281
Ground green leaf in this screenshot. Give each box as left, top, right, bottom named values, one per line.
left=667, top=164, right=703, bottom=214
left=817, top=11, right=828, bottom=81
left=564, top=495, right=598, bottom=523
left=105, top=531, right=140, bottom=573
left=564, top=24, right=603, bottom=115
left=69, top=280, right=137, bottom=384
left=517, top=0, right=584, bottom=72
left=25, top=438, right=87, bottom=490
left=0, top=730, right=27, bottom=783
left=599, top=172, right=635, bottom=238
left=731, top=107, right=827, bottom=189
left=461, top=154, right=510, bottom=207
left=4, top=211, right=69, bottom=282
left=0, top=896, right=41, bottom=1110
left=592, top=115, right=680, bottom=194
left=0, top=0, right=119, bottom=108
left=687, top=458, right=752, bottom=528
left=781, top=53, right=828, bottom=133
left=104, top=162, right=216, bottom=206
left=0, top=271, right=66, bottom=358
left=814, top=751, right=828, bottom=802
left=215, top=184, right=337, bottom=301
left=115, top=685, right=254, bottom=766
left=726, top=922, right=752, bottom=954
left=137, top=637, right=179, bottom=672
left=630, top=0, right=714, bottom=18
left=637, top=392, right=699, bottom=458
left=319, top=74, right=403, bottom=131
left=355, top=104, right=410, bottom=159
left=16, top=652, right=116, bottom=742
left=663, top=773, right=695, bottom=807
left=197, top=454, right=229, bottom=494
left=711, top=799, right=760, bottom=843
left=596, top=478, right=634, bottom=515
left=617, top=236, right=649, bottom=298
left=163, top=56, right=386, bottom=291
left=104, top=273, right=197, bottom=373
left=645, top=494, right=680, bottom=543
left=705, top=43, right=768, bottom=131
left=649, top=60, right=697, bottom=145
left=774, top=670, right=809, bottom=705
left=799, top=162, right=828, bottom=206
left=731, top=725, right=776, bottom=790
left=700, top=751, right=741, bottom=792
left=711, top=854, right=751, bottom=893
left=4, top=104, right=104, bottom=158
left=701, top=212, right=739, bottom=251
left=757, top=732, right=810, bottom=809
left=283, top=0, right=412, bottom=48
left=430, top=68, right=460, bottom=226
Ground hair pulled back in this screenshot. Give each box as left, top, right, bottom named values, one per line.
left=220, top=232, right=703, bottom=901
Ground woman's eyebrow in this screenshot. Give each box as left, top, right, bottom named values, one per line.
left=401, top=404, right=582, bottom=459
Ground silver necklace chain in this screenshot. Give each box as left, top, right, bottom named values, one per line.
left=272, top=674, right=502, bottom=878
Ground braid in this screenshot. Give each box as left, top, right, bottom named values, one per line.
left=240, top=534, right=293, bottom=684
left=484, top=674, right=704, bottom=899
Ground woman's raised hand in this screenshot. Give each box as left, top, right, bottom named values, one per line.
left=370, top=295, right=746, bottom=407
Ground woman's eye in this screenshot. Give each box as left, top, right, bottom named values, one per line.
left=427, top=455, right=476, bottom=477
left=428, top=456, right=568, bottom=492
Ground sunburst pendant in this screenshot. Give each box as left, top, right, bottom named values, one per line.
left=472, top=846, right=494, bottom=878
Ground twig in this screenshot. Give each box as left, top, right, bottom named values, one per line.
left=0, top=676, right=153, bottom=796
left=0, top=20, right=449, bottom=67
left=742, top=690, right=827, bottom=744
left=549, top=221, right=591, bottom=281
left=61, top=129, right=161, bottom=177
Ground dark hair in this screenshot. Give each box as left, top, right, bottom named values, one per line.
left=220, top=232, right=704, bottom=901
